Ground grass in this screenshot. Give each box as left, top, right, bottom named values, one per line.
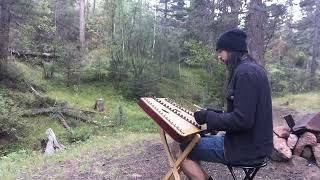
left=273, top=91, right=320, bottom=112
left=0, top=132, right=158, bottom=179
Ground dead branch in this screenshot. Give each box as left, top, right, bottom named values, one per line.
left=28, top=84, right=72, bottom=133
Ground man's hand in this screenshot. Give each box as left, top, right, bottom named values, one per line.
left=193, top=110, right=207, bottom=125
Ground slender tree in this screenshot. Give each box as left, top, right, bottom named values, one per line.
left=0, top=1, right=11, bottom=78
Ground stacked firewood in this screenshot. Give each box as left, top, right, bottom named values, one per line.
left=271, top=113, right=320, bottom=168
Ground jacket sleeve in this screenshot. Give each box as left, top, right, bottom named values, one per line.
left=206, top=73, right=258, bottom=132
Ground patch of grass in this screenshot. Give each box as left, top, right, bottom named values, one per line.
left=273, top=91, right=320, bottom=112
left=0, top=133, right=158, bottom=179
left=14, top=61, right=49, bottom=88
left=45, top=82, right=122, bottom=109
left=45, top=82, right=157, bottom=133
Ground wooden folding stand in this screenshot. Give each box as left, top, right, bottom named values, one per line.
left=159, top=130, right=201, bottom=180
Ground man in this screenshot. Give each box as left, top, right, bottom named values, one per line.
left=179, top=29, right=273, bottom=180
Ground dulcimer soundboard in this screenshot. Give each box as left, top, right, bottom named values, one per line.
left=138, top=97, right=206, bottom=143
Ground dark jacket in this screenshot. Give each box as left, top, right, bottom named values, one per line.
left=206, top=58, right=273, bottom=163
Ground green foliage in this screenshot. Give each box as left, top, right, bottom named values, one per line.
left=67, top=128, right=93, bottom=143
left=267, top=59, right=309, bottom=96
left=294, top=51, right=307, bottom=67
left=124, top=71, right=159, bottom=99
left=83, top=49, right=110, bottom=80
left=0, top=91, right=27, bottom=140
left=113, top=105, right=125, bottom=126
left=182, top=40, right=226, bottom=107
left=184, top=40, right=213, bottom=66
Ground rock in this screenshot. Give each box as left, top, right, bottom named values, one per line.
left=290, top=155, right=308, bottom=167
left=294, top=132, right=317, bottom=156
left=272, top=135, right=292, bottom=161
left=273, top=126, right=290, bottom=139
left=301, top=146, right=313, bottom=160
left=312, top=143, right=320, bottom=167
left=287, top=134, right=299, bottom=149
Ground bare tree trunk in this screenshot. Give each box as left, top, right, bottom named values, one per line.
left=246, top=0, right=267, bottom=66
left=0, top=2, right=10, bottom=78
left=93, top=0, right=96, bottom=17
left=79, top=0, right=86, bottom=86
left=86, top=0, right=90, bottom=21
left=310, top=1, right=320, bottom=90
left=152, top=9, right=156, bottom=60
left=79, top=0, right=86, bottom=52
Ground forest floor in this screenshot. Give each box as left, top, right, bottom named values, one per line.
left=15, top=106, right=320, bottom=180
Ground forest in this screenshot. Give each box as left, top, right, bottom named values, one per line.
left=0, top=0, right=320, bottom=179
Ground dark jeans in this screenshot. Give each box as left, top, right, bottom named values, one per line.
left=180, top=135, right=227, bottom=164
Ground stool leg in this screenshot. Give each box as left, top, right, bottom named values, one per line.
left=248, top=168, right=260, bottom=180
left=243, top=168, right=254, bottom=180
left=227, top=166, right=237, bottom=180
left=243, top=167, right=260, bottom=180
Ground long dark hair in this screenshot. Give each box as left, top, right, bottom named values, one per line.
left=226, top=51, right=256, bottom=85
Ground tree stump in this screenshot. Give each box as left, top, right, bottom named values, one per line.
left=94, top=98, right=104, bottom=112
left=44, top=128, right=65, bottom=155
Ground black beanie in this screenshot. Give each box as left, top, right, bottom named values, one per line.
left=216, top=28, right=248, bottom=52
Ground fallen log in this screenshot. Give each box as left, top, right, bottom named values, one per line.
left=23, top=107, right=91, bottom=122
left=22, top=107, right=60, bottom=116
left=10, top=50, right=59, bottom=59
left=28, top=84, right=72, bottom=133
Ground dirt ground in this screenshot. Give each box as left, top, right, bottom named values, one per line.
left=21, top=106, right=320, bottom=180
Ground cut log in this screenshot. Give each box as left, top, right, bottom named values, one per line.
left=94, top=98, right=104, bottom=112
left=44, top=128, right=65, bottom=155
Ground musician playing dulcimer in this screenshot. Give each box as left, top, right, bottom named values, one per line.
left=174, top=29, right=273, bottom=180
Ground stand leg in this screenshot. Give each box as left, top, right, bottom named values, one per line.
left=160, top=130, right=181, bottom=180
left=160, top=132, right=201, bottom=180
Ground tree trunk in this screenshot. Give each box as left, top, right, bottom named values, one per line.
left=310, top=1, right=320, bottom=90
left=79, top=0, right=86, bottom=52
left=93, top=0, right=96, bottom=17
left=246, top=0, right=267, bottom=66
left=0, top=2, right=10, bottom=78
left=78, top=0, right=86, bottom=86
left=44, top=128, right=65, bottom=155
